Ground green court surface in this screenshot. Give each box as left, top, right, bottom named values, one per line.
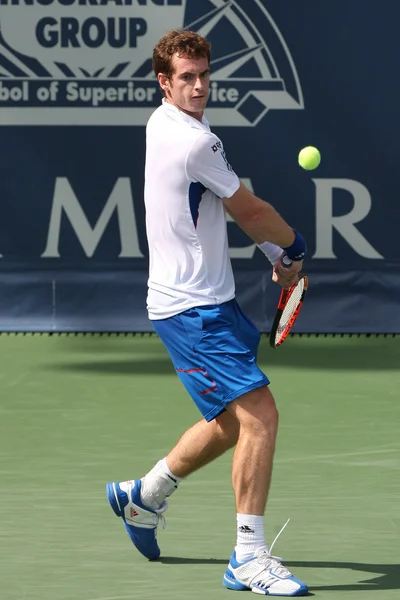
left=1, top=334, right=399, bottom=600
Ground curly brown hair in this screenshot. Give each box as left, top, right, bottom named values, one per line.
left=152, top=29, right=211, bottom=83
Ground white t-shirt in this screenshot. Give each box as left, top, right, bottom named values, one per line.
left=145, top=100, right=240, bottom=320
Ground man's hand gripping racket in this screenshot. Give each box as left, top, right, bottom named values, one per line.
left=269, top=254, right=308, bottom=348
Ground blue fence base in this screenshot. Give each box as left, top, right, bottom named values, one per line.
left=0, top=270, right=397, bottom=334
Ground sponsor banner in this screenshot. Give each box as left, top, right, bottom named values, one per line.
left=0, top=0, right=303, bottom=125
left=0, top=1, right=399, bottom=331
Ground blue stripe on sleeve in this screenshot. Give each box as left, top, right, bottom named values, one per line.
left=188, top=182, right=206, bottom=228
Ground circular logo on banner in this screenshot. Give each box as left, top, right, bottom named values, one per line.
left=0, top=0, right=304, bottom=125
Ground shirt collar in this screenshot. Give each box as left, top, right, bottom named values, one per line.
left=162, top=99, right=210, bottom=131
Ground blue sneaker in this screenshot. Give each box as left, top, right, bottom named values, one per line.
left=223, top=549, right=308, bottom=596
left=106, top=479, right=167, bottom=561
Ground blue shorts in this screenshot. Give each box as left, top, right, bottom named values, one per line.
left=152, top=299, right=269, bottom=422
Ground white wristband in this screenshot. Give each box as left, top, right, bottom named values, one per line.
left=257, top=241, right=283, bottom=266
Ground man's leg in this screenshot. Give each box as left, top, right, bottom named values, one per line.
left=224, top=384, right=278, bottom=564
left=139, top=410, right=238, bottom=508
left=227, top=384, right=278, bottom=515
left=142, top=384, right=277, bottom=562
left=141, top=382, right=276, bottom=513
left=222, top=385, right=308, bottom=596
left=166, top=410, right=239, bottom=476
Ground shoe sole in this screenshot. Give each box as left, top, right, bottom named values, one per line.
left=223, top=570, right=309, bottom=596
left=106, top=481, right=160, bottom=561
left=106, top=482, right=123, bottom=517
left=223, top=571, right=248, bottom=591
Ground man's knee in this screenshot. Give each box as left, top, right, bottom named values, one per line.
left=227, top=386, right=279, bottom=434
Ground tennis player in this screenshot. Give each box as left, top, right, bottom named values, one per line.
left=107, top=29, right=308, bottom=596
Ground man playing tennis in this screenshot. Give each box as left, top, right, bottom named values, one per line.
left=107, top=29, right=308, bottom=596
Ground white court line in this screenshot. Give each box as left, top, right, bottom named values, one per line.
left=276, top=447, right=399, bottom=464
left=5, top=372, right=28, bottom=387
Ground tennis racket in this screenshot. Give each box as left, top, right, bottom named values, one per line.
left=269, top=273, right=308, bottom=348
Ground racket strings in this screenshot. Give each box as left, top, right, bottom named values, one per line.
left=276, top=279, right=305, bottom=341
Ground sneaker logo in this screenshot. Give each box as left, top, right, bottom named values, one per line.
left=238, top=525, right=255, bottom=534
left=130, top=507, right=139, bottom=518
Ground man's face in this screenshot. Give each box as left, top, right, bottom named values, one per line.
left=159, top=54, right=210, bottom=120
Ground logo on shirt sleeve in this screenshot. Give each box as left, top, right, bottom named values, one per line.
left=221, top=150, right=233, bottom=173
left=211, top=140, right=233, bottom=172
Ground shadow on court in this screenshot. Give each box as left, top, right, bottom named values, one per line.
left=290, top=561, right=400, bottom=592
left=158, top=558, right=400, bottom=591
left=46, top=335, right=400, bottom=374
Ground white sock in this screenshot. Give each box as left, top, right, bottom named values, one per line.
left=140, top=457, right=183, bottom=510
left=235, top=514, right=269, bottom=563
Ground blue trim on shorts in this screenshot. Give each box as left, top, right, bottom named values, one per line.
left=152, top=299, right=269, bottom=421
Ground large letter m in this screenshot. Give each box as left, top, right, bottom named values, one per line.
left=42, top=178, right=143, bottom=258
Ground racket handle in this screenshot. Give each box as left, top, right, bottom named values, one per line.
left=281, top=254, right=293, bottom=268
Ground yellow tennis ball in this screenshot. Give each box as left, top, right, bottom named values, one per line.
left=298, top=146, right=321, bottom=170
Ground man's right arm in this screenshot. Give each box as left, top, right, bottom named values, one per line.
left=223, top=181, right=306, bottom=286
left=222, top=181, right=295, bottom=248
left=186, top=134, right=306, bottom=265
